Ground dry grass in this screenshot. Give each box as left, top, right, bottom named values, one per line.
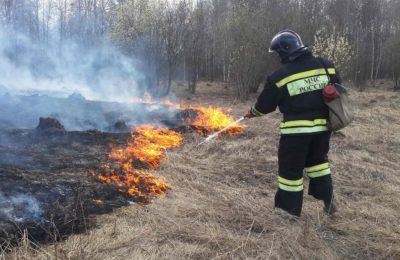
left=2, top=83, right=400, bottom=260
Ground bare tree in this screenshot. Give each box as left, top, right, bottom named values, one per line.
left=1, top=0, right=400, bottom=97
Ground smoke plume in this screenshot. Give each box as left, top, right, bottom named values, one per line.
left=0, top=28, right=145, bottom=102
left=0, top=27, right=180, bottom=131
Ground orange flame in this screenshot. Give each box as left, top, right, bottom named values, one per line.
left=93, top=94, right=245, bottom=205
left=98, top=169, right=170, bottom=203
left=95, top=126, right=183, bottom=204
left=128, top=93, right=245, bottom=137
left=93, top=199, right=104, bottom=205
left=188, top=106, right=244, bottom=136
left=109, top=125, right=183, bottom=170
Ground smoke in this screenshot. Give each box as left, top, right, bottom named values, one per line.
left=0, top=193, right=43, bottom=223
left=0, top=27, right=182, bottom=131
left=0, top=28, right=145, bottom=102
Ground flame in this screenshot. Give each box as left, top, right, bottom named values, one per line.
left=94, top=126, right=182, bottom=204
left=129, top=93, right=245, bottom=137
left=188, top=106, right=244, bottom=136
left=98, top=169, right=171, bottom=203
left=93, top=199, right=104, bottom=205
left=109, top=125, right=183, bottom=170
left=93, top=94, right=245, bottom=205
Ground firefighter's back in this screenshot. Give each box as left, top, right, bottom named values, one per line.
left=270, top=52, right=339, bottom=123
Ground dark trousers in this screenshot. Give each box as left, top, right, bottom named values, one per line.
left=275, top=132, right=333, bottom=216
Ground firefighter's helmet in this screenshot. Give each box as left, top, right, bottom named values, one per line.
left=269, top=30, right=307, bottom=61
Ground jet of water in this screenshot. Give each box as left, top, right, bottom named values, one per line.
left=199, top=117, right=245, bottom=145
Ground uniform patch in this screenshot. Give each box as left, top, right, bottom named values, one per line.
left=287, top=75, right=329, bottom=96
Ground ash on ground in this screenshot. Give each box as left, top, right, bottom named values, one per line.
left=0, top=124, right=131, bottom=244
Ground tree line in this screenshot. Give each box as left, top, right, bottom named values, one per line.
left=1, top=0, right=400, bottom=99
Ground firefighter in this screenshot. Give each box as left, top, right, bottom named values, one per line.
left=244, top=30, right=339, bottom=217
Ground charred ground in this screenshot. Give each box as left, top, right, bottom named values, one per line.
left=0, top=102, right=204, bottom=244
left=0, top=125, right=131, bottom=243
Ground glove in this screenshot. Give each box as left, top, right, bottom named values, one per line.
left=244, top=110, right=256, bottom=119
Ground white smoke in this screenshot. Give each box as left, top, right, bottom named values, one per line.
left=0, top=28, right=145, bottom=102
left=0, top=27, right=171, bottom=131
left=0, top=193, right=43, bottom=223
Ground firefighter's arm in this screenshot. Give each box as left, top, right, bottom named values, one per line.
left=245, top=78, right=280, bottom=119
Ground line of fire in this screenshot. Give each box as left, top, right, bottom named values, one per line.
left=0, top=93, right=245, bottom=244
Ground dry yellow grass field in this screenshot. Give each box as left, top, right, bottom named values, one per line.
left=3, top=82, right=400, bottom=259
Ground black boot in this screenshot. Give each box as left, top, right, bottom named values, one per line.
left=324, top=198, right=337, bottom=215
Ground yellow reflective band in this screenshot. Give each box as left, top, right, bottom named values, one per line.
left=280, top=119, right=327, bottom=129
left=278, top=176, right=303, bottom=186
left=279, top=183, right=304, bottom=192
left=276, top=68, right=336, bottom=88
left=308, top=168, right=331, bottom=178
left=280, top=126, right=329, bottom=135
left=251, top=106, right=265, bottom=117
left=305, top=162, right=329, bottom=173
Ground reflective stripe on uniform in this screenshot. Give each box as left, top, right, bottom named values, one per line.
left=280, top=119, right=329, bottom=135
left=280, top=119, right=327, bottom=128
left=305, top=163, right=331, bottom=178
left=279, top=183, right=304, bottom=192
left=305, top=162, right=329, bottom=173
left=276, top=68, right=336, bottom=88
left=280, top=126, right=329, bottom=135
left=308, top=168, right=331, bottom=178
left=251, top=106, right=265, bottom=117
left=278, top=176, right=304, bottom=192
left=278, top=176, right=303, bottom=186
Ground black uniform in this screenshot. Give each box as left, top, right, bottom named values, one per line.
left=251, top=50, right=340, bottom=216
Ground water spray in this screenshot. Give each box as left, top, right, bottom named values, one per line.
left=199, top=117, right=245, bottom=145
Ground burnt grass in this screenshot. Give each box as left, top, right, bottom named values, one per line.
left=0, top=109, right=207, bottom=246
left=0, top=128, right=132, bottom=244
